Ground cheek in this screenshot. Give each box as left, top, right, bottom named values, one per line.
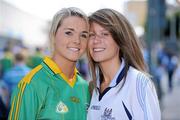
left=54, top=36, right=60, bottom=45
left=54, top=40, right=61, bottom=49
left=56, top=37, right=67, bottom=48
left=87, top=42, right=93, bottom=53
left=81, top=41, right=87, bottom=49
left=88, top=40, right=93, bottom=48
left=114, top=44, right=119, bottom=52
left=109, top=44, right=119, bottom=55
left=54, top=31, right=65, bottom=44
left=108, top=40, right=119, bottom=50
left=89, top=47, right=94, bottom=56
left=83, top=40, right=88, bottom=46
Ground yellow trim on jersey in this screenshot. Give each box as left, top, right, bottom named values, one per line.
left=23, top=65, right=43, bottom=84
left=9, top=96, right=16, bottom=120
left=44, top=57, right=60, bottom=74
left=60, top=69, right=77, bottom=87
left=11, top=65, right=42, bottom=120
left=14, top=83, right=24, bottom=120
left=17, top=65, right=42, bottom=87
left=43, top=56, right=78, bottom=87
left=16, top=82, right=27, bottom=120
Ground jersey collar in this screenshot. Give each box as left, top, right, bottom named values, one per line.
left=43, top=56, right=78, bottom=88
left=97, top=58, right=125, bottom=88
left=96, top=58, right=126, bottom=101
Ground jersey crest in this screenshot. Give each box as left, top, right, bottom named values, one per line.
left=101, top=108, right=115, bottom=120
left=56, top=101, right=68, bottom=113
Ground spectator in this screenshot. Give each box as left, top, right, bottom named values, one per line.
left=3, top=52, right=31, bottom=94
left=0, top=47, right=13, bottom=79
left=27, top=47, right=44, bottom=68
left=0, top=81, right=9, bottom=120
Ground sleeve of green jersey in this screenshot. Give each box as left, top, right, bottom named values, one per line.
left=8, top=82, right=39, bottom=120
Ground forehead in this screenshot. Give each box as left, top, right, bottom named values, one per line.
left=90, top=22, right=107, bottom=31
left=60, top=16, right=87, bottom=29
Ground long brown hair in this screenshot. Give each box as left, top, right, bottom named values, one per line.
left=87, top=8, right=147, bottom=84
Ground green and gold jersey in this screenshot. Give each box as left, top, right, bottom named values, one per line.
left=8, top=57, right=90, bottom=120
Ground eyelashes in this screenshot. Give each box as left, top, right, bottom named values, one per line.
left=64, top=30, right=88, bottom=40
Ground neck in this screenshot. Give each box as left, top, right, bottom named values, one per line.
left=99, top=57, right=121, bottom=93
left=52, top=55, right=76, bottom=79
left=99, top=57, right=121, bottom=83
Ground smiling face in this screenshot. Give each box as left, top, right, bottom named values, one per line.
left=88, top=22, right=119, bottom=63
left=53, top=16, right=88, bottom=62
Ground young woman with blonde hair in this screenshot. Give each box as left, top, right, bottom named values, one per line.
left=8, top=7, right=90, bottom=120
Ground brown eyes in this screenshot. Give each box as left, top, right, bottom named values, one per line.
left=80, top=33, right=88, bottom=39
left=89, top=32, right=110, bottom=40
left=65, top=31, right=73, bottom=36
left=64, top=31, right=88, bottom=40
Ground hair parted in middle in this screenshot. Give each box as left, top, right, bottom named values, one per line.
left=87, top=8, right=147, bottom=82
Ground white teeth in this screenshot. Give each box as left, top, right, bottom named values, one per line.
left=93, top=48, right=105, bottom=52
left=69, top=48, right=79, bottom=51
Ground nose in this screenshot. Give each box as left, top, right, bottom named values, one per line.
left=93, top=35, right=102, bottom=44
left=73, top=35, right=81, bottom=44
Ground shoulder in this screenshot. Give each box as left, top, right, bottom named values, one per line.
left=15, top=64, right=51, bottom=98
left=137, top=72, right=151, bottom=87
left=131, top=68, right=157, bottom=107
left=127, top=67, right=154, bottom=97
left=19, top=65, right=43, bottom=84
left=17, top=64, right=52, bottom=89
left=128, top=67, right=151, bottom=86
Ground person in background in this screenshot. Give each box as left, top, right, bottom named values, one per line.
left=0, top=81, right=9, bottom=120
left=0, top=47, right=13, bottom=79
left=27, top=47, right=44, bottom=69
left=87, top=8, right=161, bottom=120
left=3, top=52, right=31, bottom=95
left=8, top=7, right=90, bottom=120
left=165, top=54, right=178, bottom=92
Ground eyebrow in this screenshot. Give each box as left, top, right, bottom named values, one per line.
left=64, top=28, right=75, bottom=31
left=82, top=31, right=88, bottom=34
left=89, top=30, right=109, bottom=34
left=64, top=28, right=88, bottom=34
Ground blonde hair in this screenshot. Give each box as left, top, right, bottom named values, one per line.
left=49, top=7, right=88, bottom=54
left=87, top=8, right=147, bottom=83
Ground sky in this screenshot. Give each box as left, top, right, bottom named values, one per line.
left=3, top=0, right=126, bottom=21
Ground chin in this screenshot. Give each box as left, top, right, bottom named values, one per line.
left=68, top=57, right=79, bottom=62
left=92, top=58, right=104, bottom=62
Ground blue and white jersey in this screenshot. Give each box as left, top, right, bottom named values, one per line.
left=87, top=59, right=161, bottom=120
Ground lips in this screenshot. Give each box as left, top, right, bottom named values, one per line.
left=93, top=48, right=105, bottom=52
left=68, top=47, right=80, bottom=52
